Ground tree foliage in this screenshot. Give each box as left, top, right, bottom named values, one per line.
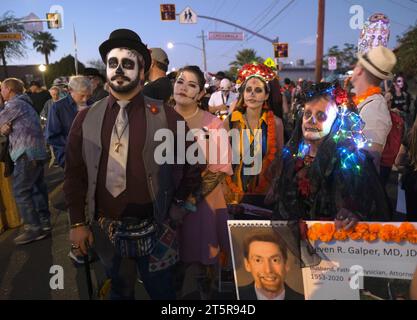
left=394, top=24, right=417, bottom=78
left=229, top=48, right=264, bottom=78
left=87, top=59, right=106, bottom=75
left=0, top=11, right=30, bottom=77
left=324, top=43, right=358, bottom=73
left=32, top=31, right=58, bottom=65
left=45, top=55, right=85, bottom=87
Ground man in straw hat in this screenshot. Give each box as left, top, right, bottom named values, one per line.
left=64, top=29, right=203, bottom=299
left=350, top=46, right=397, bottom=169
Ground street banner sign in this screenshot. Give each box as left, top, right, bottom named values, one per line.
left=0, top=32, right=23, bottom=41
left=160, top=4, right=176, bottom=21
left=328, top=56, right=337, bottom=70
left=273, top=42, right=289, bottom=58
left=179, top=7, right=197, bottom=24
left=208, top=32, right=244, bottom=41
left=264, top=57, right=276, bottom=69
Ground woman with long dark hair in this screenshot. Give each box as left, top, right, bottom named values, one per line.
left=223, top=63, right=284, bottom=209
left=172, top=65, right=233, bottom=298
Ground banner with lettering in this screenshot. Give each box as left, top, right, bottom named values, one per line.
left=303, top=221, right=417, bottom=300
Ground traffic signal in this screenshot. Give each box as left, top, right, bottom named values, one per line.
left=46, top=13, right=62, bottom=29
left=160, top=4, right=176, bottom=21
left=273, top=43, right=289, bottom=58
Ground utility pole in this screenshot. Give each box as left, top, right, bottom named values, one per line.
left=315, top=0, right=325, bottom=83
left=199, top=30, right=207, bottom=72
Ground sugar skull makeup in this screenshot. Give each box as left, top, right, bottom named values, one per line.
left=302, top=98, right=337, bottom=141
left=106, top=48, right=143, bottom=93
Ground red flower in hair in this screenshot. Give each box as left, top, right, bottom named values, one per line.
left=333, top=87, right=348, bottom=105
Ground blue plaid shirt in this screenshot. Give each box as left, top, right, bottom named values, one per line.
left=0, top=94, right=48, bottom=162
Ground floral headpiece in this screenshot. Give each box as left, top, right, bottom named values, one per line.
left=237, top=63, right=276, bottom=84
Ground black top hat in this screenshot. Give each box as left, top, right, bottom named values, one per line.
left=84, top=68, right=106, bottom=82
left=99, top=29, right=152, bottom=72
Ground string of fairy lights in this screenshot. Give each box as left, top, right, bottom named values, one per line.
left=287, top=86, right=372, bottom=174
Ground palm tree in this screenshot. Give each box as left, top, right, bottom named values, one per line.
left=229, top=49, right=264, bottom=78
left=0, top=11, right=28, bottom=77
left=32, top=31, right=57, bottom=65
left=229, top=49, right=264, bottom=69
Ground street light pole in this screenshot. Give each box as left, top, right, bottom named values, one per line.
left=201, top=30, right=207, bottom=72
left=315, top=0, right=326, bottom=83
left=39, top=64, right=47, bottom=87
left=167, top=40, right=207, bottom=72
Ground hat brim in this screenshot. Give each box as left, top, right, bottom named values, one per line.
left=357, top=53, right=393, bottom=80
left=99, top=38, right=151, bottom=72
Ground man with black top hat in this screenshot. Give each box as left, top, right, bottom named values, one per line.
left=143, top=48, right=173, bottom=103
left=84, top=67, right=109, bottom=104
left=64, top=28, right=203, bottom=300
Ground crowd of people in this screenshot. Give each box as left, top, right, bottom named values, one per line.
left=0, top=28, right=417, bottom=300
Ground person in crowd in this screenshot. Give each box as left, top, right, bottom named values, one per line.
left=239, top=231, right=304, bottom=300
left=395, top=118, right=417, bottom=222
left=224, top=63, right=284, bottom=209
left=40, top=86, right=61, bottom=127
left=379, top=91, right=405, bottom=188
left=208, top=78, right=237, bottom=115
left=172, top=65, right=233, bottom=299
left=64, top=28, right=203, bottom=300
left=84, top=67, right=109, bottom=104
left=52, top=77, right=69, bottom=97
left=273, top=82, right=391, bottom=227
left=211, top=71, right=226, bottom=90
left=350, top=46, right=397, bottom=170
left=390, top=75, right=411, bottom=114
left=27, top=80, right=51, bottom=115
left=143, top=47, right=172, bottom=103
left=0, top=78, right=50, bottom=244
left=46, top=76, right=92, bottom=168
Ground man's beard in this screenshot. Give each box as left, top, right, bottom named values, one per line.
left=108, top=76, right=140, bottom=93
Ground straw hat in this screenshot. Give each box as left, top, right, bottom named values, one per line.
left=357, top=46, right=397, bottom=80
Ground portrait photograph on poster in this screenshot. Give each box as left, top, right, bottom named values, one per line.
left=227, top=220, right=305, bottom=300
left=228, top=221, right=417, bottom=300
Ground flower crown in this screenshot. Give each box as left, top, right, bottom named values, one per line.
left=237, top=63, right=276, bottom=84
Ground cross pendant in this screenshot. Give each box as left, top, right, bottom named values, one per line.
left=114, top=142, right=122, bottom=153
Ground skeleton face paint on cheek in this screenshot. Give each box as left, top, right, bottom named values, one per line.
left=302, top=99, right=337, bottom=142
left=106, top=48, right=143, bottom=93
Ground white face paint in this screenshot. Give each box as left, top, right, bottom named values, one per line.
left=302, top=98, right=337, bottom=142
left=106, top=48, right=141, bottom=93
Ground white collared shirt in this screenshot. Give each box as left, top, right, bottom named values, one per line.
left=358, top=94, right=392, bottom=148
left=255, top=285, right=286, bottom=300
left=208, top=90, right=237, bottom=108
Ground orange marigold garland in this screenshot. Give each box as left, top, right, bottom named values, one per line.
left=353, top=86, right=382, bottom=106
left=308, top=222, right=417, bottom=244
left=226, top=110, right=277, bottom=195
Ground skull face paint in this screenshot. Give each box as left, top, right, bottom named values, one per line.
left=302, top=97, right=337, bottom=142
left=106, top=48, right=142, bottom=93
